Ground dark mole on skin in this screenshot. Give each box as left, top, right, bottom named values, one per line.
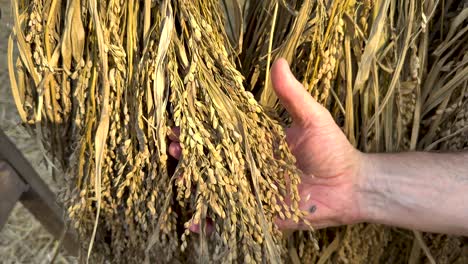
left=309, top=205, right=317, bottom=213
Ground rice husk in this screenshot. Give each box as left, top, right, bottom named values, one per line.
left=8, top=0, right=468, bottom=263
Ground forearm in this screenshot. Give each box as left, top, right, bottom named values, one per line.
left=359, top=151, right=468, bottom=236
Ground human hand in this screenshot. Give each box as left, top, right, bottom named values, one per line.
left=271, top=58, right=364, bottom=230
left=167, top=58, right=366, bottom=231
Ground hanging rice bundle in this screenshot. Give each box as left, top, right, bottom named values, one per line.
left=9, top=0, right=308, bottom=262
left=8, top=0, right=468, bottom=263
left=9, top=0, right=304, bottom=263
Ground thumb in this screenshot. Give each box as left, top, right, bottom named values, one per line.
left=271, top=58, right=328, bottom=127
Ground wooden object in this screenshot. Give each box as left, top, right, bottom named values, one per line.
left=0, top=129, right=78, bottom=256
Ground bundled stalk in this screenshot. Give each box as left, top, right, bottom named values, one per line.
left=9, top=0, right=468, bottom=263
left=9, top=0, right=308, bottom=262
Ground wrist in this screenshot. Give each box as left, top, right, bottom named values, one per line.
left=355, top=152, right=453, bottom=231
left=352, top=151, right=468, bottom=235
left=354, top=152, right=384, bottom=224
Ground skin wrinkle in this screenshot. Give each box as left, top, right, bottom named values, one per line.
left=359, top=154, right=406, bottom=223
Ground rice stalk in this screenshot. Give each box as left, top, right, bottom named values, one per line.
left=10, top=0, right=307, bottom=262
left=8, top=0, right=468, bottom=263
